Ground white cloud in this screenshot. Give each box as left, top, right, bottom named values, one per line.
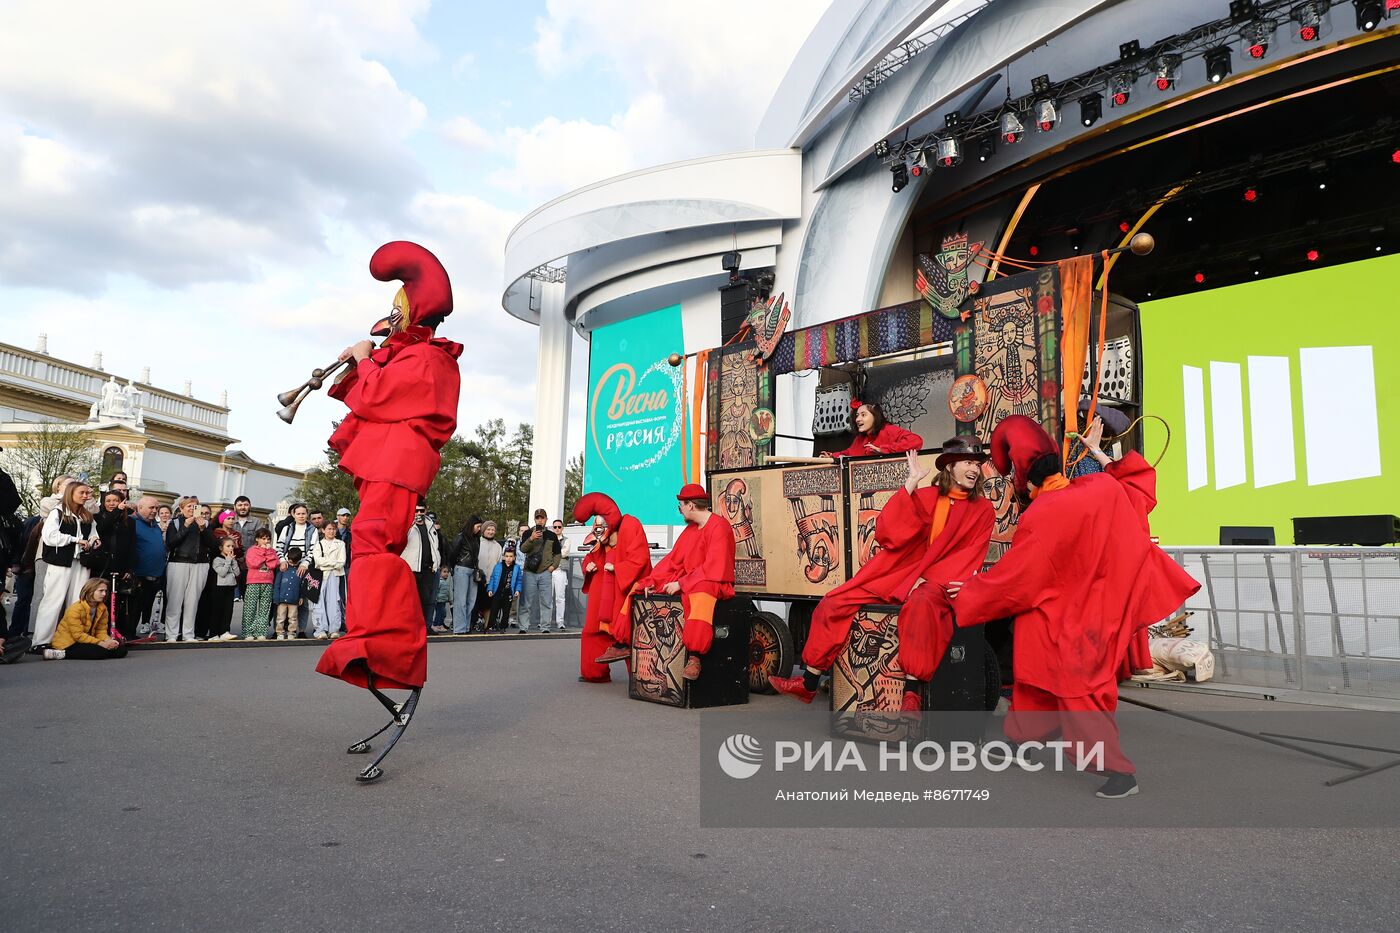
left=496, top=0, right=830, bottom=202
left=441, top=115, right=497, bottom=153
left=0, top=0, right=432, bottom=294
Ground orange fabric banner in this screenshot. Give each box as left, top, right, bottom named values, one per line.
left=691, top=351, right=709, bottom=483
left=1058, top=255, right=1095, bottom=463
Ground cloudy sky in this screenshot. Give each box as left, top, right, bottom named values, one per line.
left=0, top=0, right=832, bottom=470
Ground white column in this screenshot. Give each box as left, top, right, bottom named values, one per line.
left=529, top=283, right=572, bottom=520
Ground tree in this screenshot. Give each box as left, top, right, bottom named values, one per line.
left=0, top=423, right=100, bottom=515
left=564, top=453, right=584, bottom=518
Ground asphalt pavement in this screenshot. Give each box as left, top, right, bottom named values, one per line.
left=3, top=638, right=1397, bottom=932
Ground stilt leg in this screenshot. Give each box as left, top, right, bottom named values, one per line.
left=355, top=687, right=421, bottom=783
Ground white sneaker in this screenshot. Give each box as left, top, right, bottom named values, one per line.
left=220, top=632, right=237, bottom=641
left=244, top=635, right=259, bottom=641
left=313, top=631, right=328, bottom=639
left=43, top=648, right=66, bottom=660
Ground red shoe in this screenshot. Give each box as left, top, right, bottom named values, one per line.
left=901, top=690, right=922, bottom=713
left=683, top=657, right=701, bottom=681
left=594, top=644, right=630, bottom=665
left=769, top=675, right=817, bottom=704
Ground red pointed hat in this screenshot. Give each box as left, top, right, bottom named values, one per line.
left=573, top=492, right=622, bottom=528
left=990, top=415, right=1058, bottom=494
left=676, top=483, right=711, bottom=504
left=369, top=241, right=453, bottom=327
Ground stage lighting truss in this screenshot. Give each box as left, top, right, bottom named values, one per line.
left=1079, top=92, right=1103, bottom=127
left=935, top=135, right=964, bottom=167
left=1000, top=110, right=1025, bottom=144
left=1154, top=54, right=1182, bottom=91
left=872, top=1, right=1357, bottom=175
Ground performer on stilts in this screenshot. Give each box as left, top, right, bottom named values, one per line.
left=572, top=492, right=651, bottom=682
left=628, top=484, right=734, bottom=681
left=770, top=439, right=995, bottom=709
left=314, top=240, right=462, bottom=783
left=905, top=415, right=1200, bottom=799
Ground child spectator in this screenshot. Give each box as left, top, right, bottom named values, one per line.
left=203, top=538, right=239, bottom=642
left=242, top=529, right=277, bottom=640
left=310, top=523, right=346, bottom=639
left=484, top=547, right=523, bottom=632
left=433, top=566, right=452, bottom=633
left=47, top=578, right=127, bottom=660
left=273, top=546, right=304, bottom=640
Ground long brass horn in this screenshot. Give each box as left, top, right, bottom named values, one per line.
left=276, top=359, right=349, bottom=424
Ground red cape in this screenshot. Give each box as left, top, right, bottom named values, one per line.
left=829, top=423, right=924, bottom=458
left=328, top=328, right=463, bottom=497
left=952, top=452, right=1201, bottom=698
left=639, top=513, right=735, bottom=599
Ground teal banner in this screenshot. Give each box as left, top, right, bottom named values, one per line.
left=584, top=304, right=686, bottom=524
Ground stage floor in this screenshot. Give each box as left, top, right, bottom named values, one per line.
left=3, top=639, right=1397, bottom=932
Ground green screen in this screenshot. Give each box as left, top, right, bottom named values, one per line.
left=584, top=304, right=686, bottom=525
left=1141, top=254, right=1399, bottom=544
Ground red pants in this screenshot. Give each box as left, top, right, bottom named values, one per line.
left=1003, top=682, right=1135, bottom=774
left=580, top=610, right=613, bottom=682
left=803, top=583, right=935, bottom=679
left=316, top=480, right=427, bottom=691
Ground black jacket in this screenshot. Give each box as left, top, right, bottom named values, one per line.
left=447, top=516, right=483, bottom=570
left=93, top=507, right=135, bottom=576
left=167, top=515, right=216, bottom=564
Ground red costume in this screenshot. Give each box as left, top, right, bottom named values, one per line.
left=922, top=416, right=1200, bottom=775
left=573, top=493, right=652, bottom=683
left=316, top=242, right=462, bottom=693
left=827, top=423, right=924, bottom=459
left=803, top=484, right=993, bottom=681
left=635, top=486, right=735, bottom=656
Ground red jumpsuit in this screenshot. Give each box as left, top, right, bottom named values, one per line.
left=804, top=486, right=993, bottom=681
left=578, top=514, right=651, bottom=682
left=635, top=515, right=735, bottom=655
left=315, top=327, right=461, bottom=691
left=827, top=423, right=924, bottom=458
left=934, top=452, right=1201, bottom=773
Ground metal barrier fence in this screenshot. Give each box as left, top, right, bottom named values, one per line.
left=1162, top=547, right=1400, bottom=700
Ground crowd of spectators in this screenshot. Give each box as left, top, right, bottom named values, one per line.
left=0, top=466, right=580, bottom=661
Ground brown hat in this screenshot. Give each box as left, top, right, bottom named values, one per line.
left=934, top=436, right=990, bottom=471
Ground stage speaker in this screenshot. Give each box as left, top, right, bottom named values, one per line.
left=1292, top=515, right=1400, bottom=546
left=1220, top=526, right=1276, bottom=546
left=829, top=604, right=990, bottom=744
left=629, top=594, right=750, bottom=709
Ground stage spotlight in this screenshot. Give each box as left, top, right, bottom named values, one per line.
left=1243, top=187, right=1260, bottom=202
left=1079, top=92, right=1103, bottom=127
left=1294, top=1, right=1324, bottom=41
left=1034, top=98, right=1059, bottom=132
left=1153, top=54, right=1181, bottom=91
left=978, top=136, right=996, bottom=162
left=875, top=139, right=890, bottom=158
left=935, top=136, right=963, bottom=168
left=1110, top=71, right=1133, bottom=107
left=910, top=149, right=929, bottom=177
left=1245, top=19, right=1272, bottom=59
left=1028, top=245, right=1040, bottom=257
left=1354, top=0, right=1384, bottom=30
left=1194, top=272, right=1206, bottom=284
left=1118, top=221, right=1131, bottom=234
left=1306, top=249, right=1320, bottom=261
left=1000, top=111, right=1025, bottom=144
left=1229, top=0, right=1260, bottom=23
left=1205, top=46, right=1232, bottom=84
left=891, top=161, right=909, bottom=193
